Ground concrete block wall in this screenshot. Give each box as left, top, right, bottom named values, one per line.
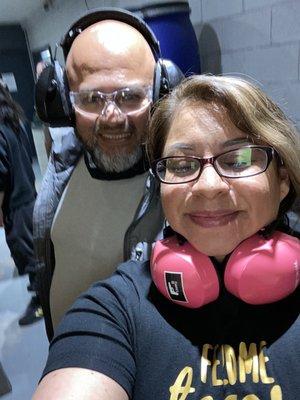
left=195, top=0, right=300, bottom=130
left=24, top=0, right=300, bottom=129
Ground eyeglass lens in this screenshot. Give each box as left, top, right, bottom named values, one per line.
left=156, top=147, right=269, bottom=183
left=72, top=87, right=151, bottom=115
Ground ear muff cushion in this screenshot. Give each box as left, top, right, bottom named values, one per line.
left=152, top=62, right=162, bottom=104
left=225, top=231, right=300, bottom=304
left=151, top=231, right=300, bottom=308
left=35, top=65, right=55, bottom=123
left=162, top=59, right=184, bottom=89
left=152, top=59, right=184, bottom=103
left=53, top=61, right=73, bottom=121
left=151, top=236, right=220, bottom=308
left=34, top=63, right=73, bottom=127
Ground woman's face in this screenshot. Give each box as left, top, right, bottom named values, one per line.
left=160, top=102, right=290, bottom=261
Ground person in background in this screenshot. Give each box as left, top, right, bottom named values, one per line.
left=0, top=81, right=42, bottom=325
left=33, top=75, right=299, bottom=399
left=34, top=8, right=182, bottom=340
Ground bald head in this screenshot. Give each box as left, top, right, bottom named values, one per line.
left=66, top=20, right=155, bottom=90
left=64, top=19, right=156, bottom=173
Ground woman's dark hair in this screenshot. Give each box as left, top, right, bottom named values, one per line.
left=0, top=82, right=25, bottom=132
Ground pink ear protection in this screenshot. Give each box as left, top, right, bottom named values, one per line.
left=150, top=231, right=300, bottom=308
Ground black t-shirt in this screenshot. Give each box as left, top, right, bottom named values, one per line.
left=44, top=260, right=300, bottom=400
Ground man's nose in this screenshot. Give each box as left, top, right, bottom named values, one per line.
left=100, top=101, right=124, bottom=121
left=191, top=164, right=229, bottom=199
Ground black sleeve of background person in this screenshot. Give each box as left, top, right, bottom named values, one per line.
left=0, top=131, right=9, bottom=192
left=0, top=124, right=37, bottom=276
left=5, top=201, right=36, bottom=276
left=11, top=124, right=37, bottom=206
left=0, top=124, right=36, bottom=214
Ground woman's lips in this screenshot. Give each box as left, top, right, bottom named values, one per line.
left=188, top=210, right=239, bottom=228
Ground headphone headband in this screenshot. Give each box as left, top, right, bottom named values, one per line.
left=60, top=7, right=161, bottom=61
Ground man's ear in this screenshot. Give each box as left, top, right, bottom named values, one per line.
left=279, top=166, right=290, bottom=202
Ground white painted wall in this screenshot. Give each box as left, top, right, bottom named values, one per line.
left=24, top=0, right=300, bottom=129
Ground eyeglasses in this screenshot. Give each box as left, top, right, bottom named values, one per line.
left=151, top=146, right=276, bottom=184
left=69, top=85, right=153, bottom=115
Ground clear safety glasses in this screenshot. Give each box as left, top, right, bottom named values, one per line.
left=69, top=85, right=153, bottom=116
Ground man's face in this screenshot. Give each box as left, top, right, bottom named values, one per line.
left=66, top=21, right=155, bottom=172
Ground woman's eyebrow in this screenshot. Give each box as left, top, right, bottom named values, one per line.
left=222, top=137, right=251, bottom=148
left=164, top=137, right=251, bottom=156
left=164, top=143, right=195, bottom=156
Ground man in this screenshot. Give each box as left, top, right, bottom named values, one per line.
left=34, top=9, right=182, bottom=339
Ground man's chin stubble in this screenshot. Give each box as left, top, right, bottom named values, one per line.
left=78, top=124, right=144, bottom=173
left=89, top=145, right=143, bottom=173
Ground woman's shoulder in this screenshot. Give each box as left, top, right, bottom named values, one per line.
left=79, top=260, right=152, bottom=308
left=117, top=259, right=152, bottom=287
left=53, top=260, right=153, bottom=345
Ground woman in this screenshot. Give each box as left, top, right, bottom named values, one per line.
left=33, top=75, right=300, bottom=399
left=0, top=82, right=42, bottom=325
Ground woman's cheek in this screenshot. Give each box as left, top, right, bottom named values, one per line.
left=161, top=186, right=184, bottom=224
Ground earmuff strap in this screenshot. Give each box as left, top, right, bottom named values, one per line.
left=162, top=225, right=175, bottom=239
left=162, top=225, right=186, bottom=245
left=259, top=217, right=286, bottom=239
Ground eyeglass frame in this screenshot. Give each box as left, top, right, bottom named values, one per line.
left=151, top=145, right=278, bottom=184
left=69, top=85, right=153, bottom=116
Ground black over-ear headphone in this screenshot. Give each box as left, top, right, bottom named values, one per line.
left=35, top=7, right=184, bottom=127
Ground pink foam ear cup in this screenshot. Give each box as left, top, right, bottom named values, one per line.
left=151, top=237, right=219, bottom=308
left=225, top=232, right=300, bottom=304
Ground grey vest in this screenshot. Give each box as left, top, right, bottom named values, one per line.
left=33, top=128, right=164, bottom=340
